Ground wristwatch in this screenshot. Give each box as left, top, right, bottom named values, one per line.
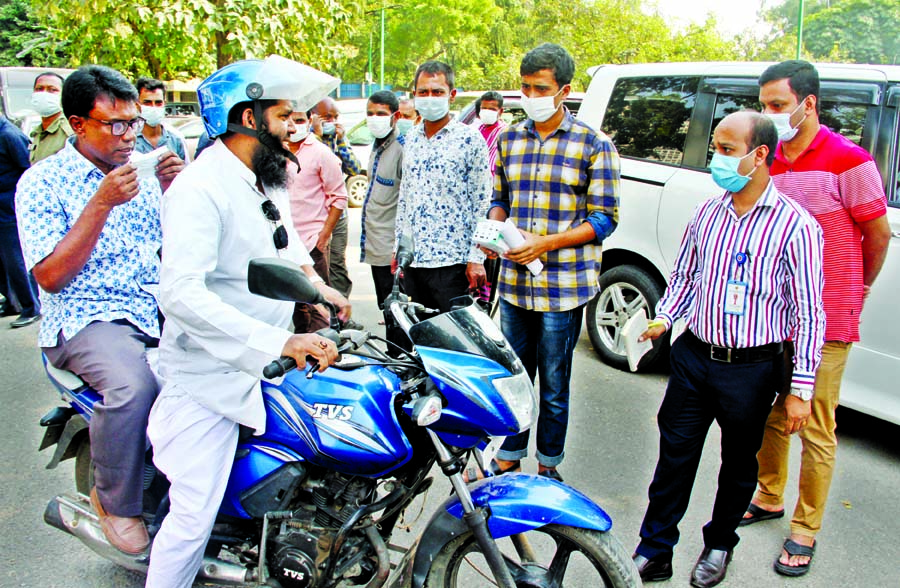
left=789, top=387, right=814, bottom=402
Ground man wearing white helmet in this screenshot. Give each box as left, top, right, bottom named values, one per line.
left=145, top=56, right=350, bottom=587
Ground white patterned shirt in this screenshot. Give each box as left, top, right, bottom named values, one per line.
left=395, top=119, right=491, bottom=267
left=16, top=141, right=162, bottom=347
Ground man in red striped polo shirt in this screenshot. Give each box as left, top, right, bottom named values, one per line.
left=741, top=60, right=891, bottom=578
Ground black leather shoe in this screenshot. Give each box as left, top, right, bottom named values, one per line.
left=632, top=553, right=673, bottom=582
left=690, top=548, right=731, bottom=588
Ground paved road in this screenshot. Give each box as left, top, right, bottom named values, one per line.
left=2, top=208, right=898, bottom=587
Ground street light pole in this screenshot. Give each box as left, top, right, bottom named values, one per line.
left=796, top=0, right=805, bottom=59
left=366, top=5, right=399, bottom=92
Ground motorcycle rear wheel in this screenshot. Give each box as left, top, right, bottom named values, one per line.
left=424, top=523, right=639, bottom=587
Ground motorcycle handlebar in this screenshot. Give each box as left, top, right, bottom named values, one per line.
left=263, top=356, right=297, bottom=379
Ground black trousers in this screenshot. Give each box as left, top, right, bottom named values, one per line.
left=636, top=333, right=782, bottom=558
left=292, top=246, right=331, bottom=334
left=371, top=264, right=410, bottom=354
left=402, top=264, right=469, bottom=314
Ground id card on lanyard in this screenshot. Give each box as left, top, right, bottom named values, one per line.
left=724, top=251, right=748, bottom=316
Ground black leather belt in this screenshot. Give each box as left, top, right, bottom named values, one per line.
left=684, top=330, right=784, bottom=364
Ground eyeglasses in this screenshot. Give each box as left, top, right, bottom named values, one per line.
left=84, top=115, right=145, bottom=136
left=261, top=200, right=289, bottom=250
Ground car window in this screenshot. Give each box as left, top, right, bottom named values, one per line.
left=602, top=76, right=700, bottom=166
left=706, top=92, right=870, bottom=166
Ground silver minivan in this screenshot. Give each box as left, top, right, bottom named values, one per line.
left=578, top=62, right=900, bottom=425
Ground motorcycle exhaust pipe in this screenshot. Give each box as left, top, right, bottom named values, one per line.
left=44, top=494, right=254, bottom=585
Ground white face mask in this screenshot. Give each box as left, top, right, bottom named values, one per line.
left=478, top=109, right=499, bottom=126
left=290, top=123, right=310, bottom=143
left=521, top=88, right=563, bottom=123
left=30, top=91, right=62, bottom=117
left=141, top=105, right=165, bottom=127
left=766, top=98, right=808, bottom=142
left=366, top=115, right=393, bottom=139
left=415, top=96, right=450, bottom=122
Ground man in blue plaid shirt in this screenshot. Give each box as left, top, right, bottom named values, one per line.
left=485, top=43, right=620, bottom=482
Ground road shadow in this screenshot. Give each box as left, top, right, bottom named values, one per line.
left=836, top=405, right=900, bottom=460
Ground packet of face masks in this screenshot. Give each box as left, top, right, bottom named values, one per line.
left=129, top=146, right=171, bottom=180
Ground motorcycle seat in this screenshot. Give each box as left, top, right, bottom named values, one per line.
left=42, top=349, right=161, bottom=392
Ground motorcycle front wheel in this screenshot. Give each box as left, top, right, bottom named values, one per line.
left=424, top=523, right=639, bottom=587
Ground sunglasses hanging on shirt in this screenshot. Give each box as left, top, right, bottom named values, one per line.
left=261, top=199, right=289, bottom=250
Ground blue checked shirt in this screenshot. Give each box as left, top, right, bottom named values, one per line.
left=15, top=142, right=162, bottom=347
left=491, top=110, right=620, bottom=312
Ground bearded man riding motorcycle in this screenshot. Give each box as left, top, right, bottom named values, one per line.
left=145, top=57, right=349, bottom=588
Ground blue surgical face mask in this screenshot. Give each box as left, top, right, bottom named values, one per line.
left=414, top=96, right=449, bottom=122
left=322, top=122, right=336, bottom=136
left=709, top=148, right=759, bottom=193
left=396, top=118, right=414, bottom=135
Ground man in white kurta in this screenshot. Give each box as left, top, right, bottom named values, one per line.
left=145, top=58, right=347, bottom=587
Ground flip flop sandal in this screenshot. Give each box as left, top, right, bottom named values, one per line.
left=463, top=459, right=521, bottom=483
left=773, top=538, right=816, bottom=577
left=739, top=502, right=785, bottom=527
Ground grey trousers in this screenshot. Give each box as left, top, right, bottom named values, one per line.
left=44, top=320, right=160, bottom=517
left=328, top=213, right=352, bottom=297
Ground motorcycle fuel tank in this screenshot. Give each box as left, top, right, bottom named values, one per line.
left=259, top=362, right=413, bottom=477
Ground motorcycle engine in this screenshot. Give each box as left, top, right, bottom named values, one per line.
left=268, top=529, right=320, bottom=588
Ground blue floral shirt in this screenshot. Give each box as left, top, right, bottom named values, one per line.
left=15, top=142, right=162, bottom=347
left=396, top=119, right=491, bottom=267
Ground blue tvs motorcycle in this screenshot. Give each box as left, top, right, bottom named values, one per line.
left=38, top=244, right=639, bottom=587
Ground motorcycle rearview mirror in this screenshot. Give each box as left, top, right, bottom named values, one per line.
left=248, top=258, right=325, bottom=304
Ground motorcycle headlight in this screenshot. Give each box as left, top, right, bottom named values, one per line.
left=492, top=369, right=536, bottom=433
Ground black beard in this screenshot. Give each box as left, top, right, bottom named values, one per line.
left=251, top=125, right=288, bottom=189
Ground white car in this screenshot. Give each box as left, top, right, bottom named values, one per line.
left=577, top=62, right=900, bottom=425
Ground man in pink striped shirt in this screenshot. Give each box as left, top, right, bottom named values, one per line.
left=632, top=111, right=825, bottom=588
left=741, top=60, right=891, bottom=578
left=285, top=108, right=348, bottom=333
left=476, top=91, right=507, bottom=176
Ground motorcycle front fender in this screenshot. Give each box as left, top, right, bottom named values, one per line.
left=392, top=473, right=612, bottom=588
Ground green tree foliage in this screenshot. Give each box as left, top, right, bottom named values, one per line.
left=804, top=0, right=900, bottom=64
left=0, top=0, right=66, bottom=66
left=32, top=0, right=354, bottom=79
left=350, top=0, right=738, bottom=91
left=758, top=0, right=899, bottom=64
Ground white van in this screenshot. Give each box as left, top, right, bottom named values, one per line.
left=577, top=62, right=900, bottom=425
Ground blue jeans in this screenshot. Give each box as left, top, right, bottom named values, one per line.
left=496, top=299, right=584, bottom=468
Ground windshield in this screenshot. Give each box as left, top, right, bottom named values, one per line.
left=408, top=297, right=519, bottom=375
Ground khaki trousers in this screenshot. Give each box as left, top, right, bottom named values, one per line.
left=755, top=341, right=852, bottom=537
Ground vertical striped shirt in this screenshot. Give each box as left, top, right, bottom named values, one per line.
left=771, top=126, right=888, bottom=343
left=492, top=110, right=620, bottom=312
left=479, top=120, right=507, bottom=175
left=657, top=181, right=826, bottom=392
